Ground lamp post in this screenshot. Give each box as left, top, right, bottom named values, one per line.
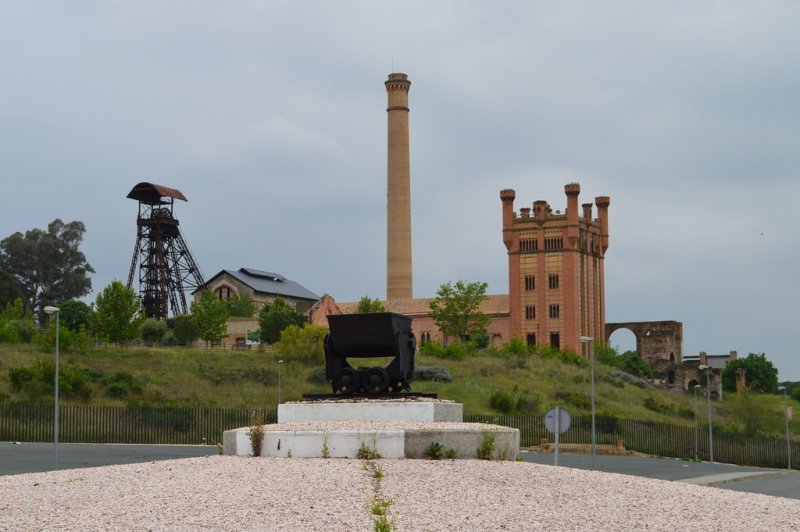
left=44, top=306, right=60, bottom=470
left=278, top=359, right=284, bottom=405
left=693, top=384, right=701, bottom=461
left=699, top=364, right=713, bottom=466
left=779, top=386, right=791, bottom=470
left=579, top=336, right=596, bottom=468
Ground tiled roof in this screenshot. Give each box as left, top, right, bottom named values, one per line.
left=338, top=294, right=509, bottom=316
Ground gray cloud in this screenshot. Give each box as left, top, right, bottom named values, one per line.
left=1, top=1, right=799, bottom=377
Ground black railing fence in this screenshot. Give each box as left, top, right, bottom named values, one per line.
left=0, top=405, right=795, bottom=469
left=465, top=414, right=798, bottom=469
left=0, top=404, right=276, bottom=445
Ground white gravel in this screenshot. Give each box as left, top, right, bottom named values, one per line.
left=1, top=456, right=799, bottom=531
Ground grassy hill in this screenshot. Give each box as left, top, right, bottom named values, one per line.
left=0, top=342, right=795, bottom=439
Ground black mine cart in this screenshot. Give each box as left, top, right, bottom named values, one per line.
left=324, top=312, right=417, bottom=395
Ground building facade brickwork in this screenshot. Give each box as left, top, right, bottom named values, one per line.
left=501, top=183, right=610, bottom=355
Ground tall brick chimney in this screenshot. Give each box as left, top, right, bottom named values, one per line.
left=386, top=73, right=412, bottom=299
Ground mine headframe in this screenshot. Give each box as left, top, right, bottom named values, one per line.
left=126, top=182, right=205, bottom=319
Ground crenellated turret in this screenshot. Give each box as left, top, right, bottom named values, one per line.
left=595, top=196, right=610, bottom=255
left=565, top=183, right=580, bottom=248
left=582, top=203, right=593, bottom=222
left=500, top=189, right=516, bottom=251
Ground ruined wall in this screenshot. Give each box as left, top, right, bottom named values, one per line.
left=605, top=321, right=683, bottom=366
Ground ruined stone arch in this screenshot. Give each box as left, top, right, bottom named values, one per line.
left=605, top=321, right=684, bottom=367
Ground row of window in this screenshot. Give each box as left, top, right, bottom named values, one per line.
left=544, top=237, right=563, bottom=250
left=520, top=238, right=563, bottom=252
left=524, top=274, right=559, bottom=291
left=525, top=332, right=560, bottom=348
left=524, top=304, right=560, bottom=319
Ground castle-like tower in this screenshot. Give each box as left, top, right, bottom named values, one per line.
left=385, top=73, right=413, bottom=299
left=501, top=184, right=610, bottom=355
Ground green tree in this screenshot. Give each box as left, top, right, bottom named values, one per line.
left=275, top=324, right=328, bottom=364
left=355, top=295, right=385, bottom=314
left=59, top=300, right=92, bottom=333
left=722, top=352, right=779, bottom=393
left=258, top=297, right=307, bottom=344
left=428, top=280, right=491, bottom=342
left=0, top=219, right=94, bottom=316
left=227, top=292, right=256, bottom=318
left=94, top=280, right=143, bottom=343
left=619, top=350, right=653, bottom=379
left=0, top=269, right=24, bottom=308
left=0, top=298, right=39, bottom=343
left=191, top=291, right=229, bottom=346
left=140, top=318, right=167, bottom=345
left=172, top=314, right=199, bottom=346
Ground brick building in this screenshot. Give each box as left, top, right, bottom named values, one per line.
left=310, top=294, right=511, bottom=347
left=193, top=267, right=318, bottom=346
left=500, top=184, right=610, bottom=355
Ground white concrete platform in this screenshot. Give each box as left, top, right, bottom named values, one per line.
left=278, top=398, right=463, bottom=423
left=223, top=421, right=520, bottom=461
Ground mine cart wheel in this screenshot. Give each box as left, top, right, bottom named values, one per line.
left=363, top=367, right=389, bottom=394
left=388, top=380, right=406, bottom=393
left=333, top=368, right=360, bottom=395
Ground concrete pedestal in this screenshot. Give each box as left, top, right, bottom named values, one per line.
left=278, top=398, right=462, bottom=423
left=223, top=398, right=519, bottom=461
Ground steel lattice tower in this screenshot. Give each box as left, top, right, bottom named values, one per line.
left=126, top=182, right=205, bottom=319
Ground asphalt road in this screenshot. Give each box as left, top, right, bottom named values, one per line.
left=2, top=443, right=798, bottom=500
left=520, top=451, right=800, bottom=500
left=0, top=442, right=217, bottom=476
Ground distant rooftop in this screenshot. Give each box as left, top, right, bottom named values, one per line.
left=198, top=268, right=319, bottom=301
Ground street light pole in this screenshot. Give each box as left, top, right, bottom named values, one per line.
left=779, top=386, right=791, bottom=470
left=699, top=364, right=713, bottom=466
left=693, top=384, right=700, bottom=461
left=44, top=306, right=60, bottom=470
left=278, top=359, right=284, bottom=405
left=579, top=336, right=596, bottom=469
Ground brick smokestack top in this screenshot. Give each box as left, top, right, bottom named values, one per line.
left=386, top=73, right=413, bottom=300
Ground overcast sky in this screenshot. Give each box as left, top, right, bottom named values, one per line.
left=2, top=1, right=799, bottom=378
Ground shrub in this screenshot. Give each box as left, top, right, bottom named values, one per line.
left=501, top=336, right=529, bottom=356
left=413, top=365, right=452, bottom=382
left=555, top=390, right=591, bottom=410
left=105, top=370, right=144, bottom=400
left=160, top=330, right=178, bottom=346
left=619, top=351, right=653, bottom=378
left=643, top=396, right=674, bottom=415
left=471, top=333, right=490, bottom=349
left=9, top=359, right=93, bottom=402
left=418, top=341, right=475, bottom=360
left=275, top=324, right=328, bottom=365
left=423, top=442, right=443, bottom=460
left=792, top=386, right=800, bottom=402
left=477, top=432, right=496, bottom=460
left=595, top=343, right=620, bottom=366
left=489, top=390, right=514, bottom=413
left=172, top=314, right=199, bottom=346
left=140, top=319, right=167, bottom=345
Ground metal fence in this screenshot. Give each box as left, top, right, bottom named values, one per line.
left=0, top=404, right=276, bottom=445
left=465, top=413, right=798, bottom=469
left=0, top=405, right=795, bottom=469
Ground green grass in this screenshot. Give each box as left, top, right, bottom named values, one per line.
left=0, top=342, right=796, bottom=439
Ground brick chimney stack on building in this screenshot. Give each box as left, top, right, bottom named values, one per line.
left=385, top=73, right=413, bottom=300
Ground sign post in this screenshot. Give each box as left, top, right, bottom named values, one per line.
left=544, top=407, right=571, bottom=466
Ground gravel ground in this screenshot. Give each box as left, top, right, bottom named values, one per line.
left=1, top=455, right=799, bottom=531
